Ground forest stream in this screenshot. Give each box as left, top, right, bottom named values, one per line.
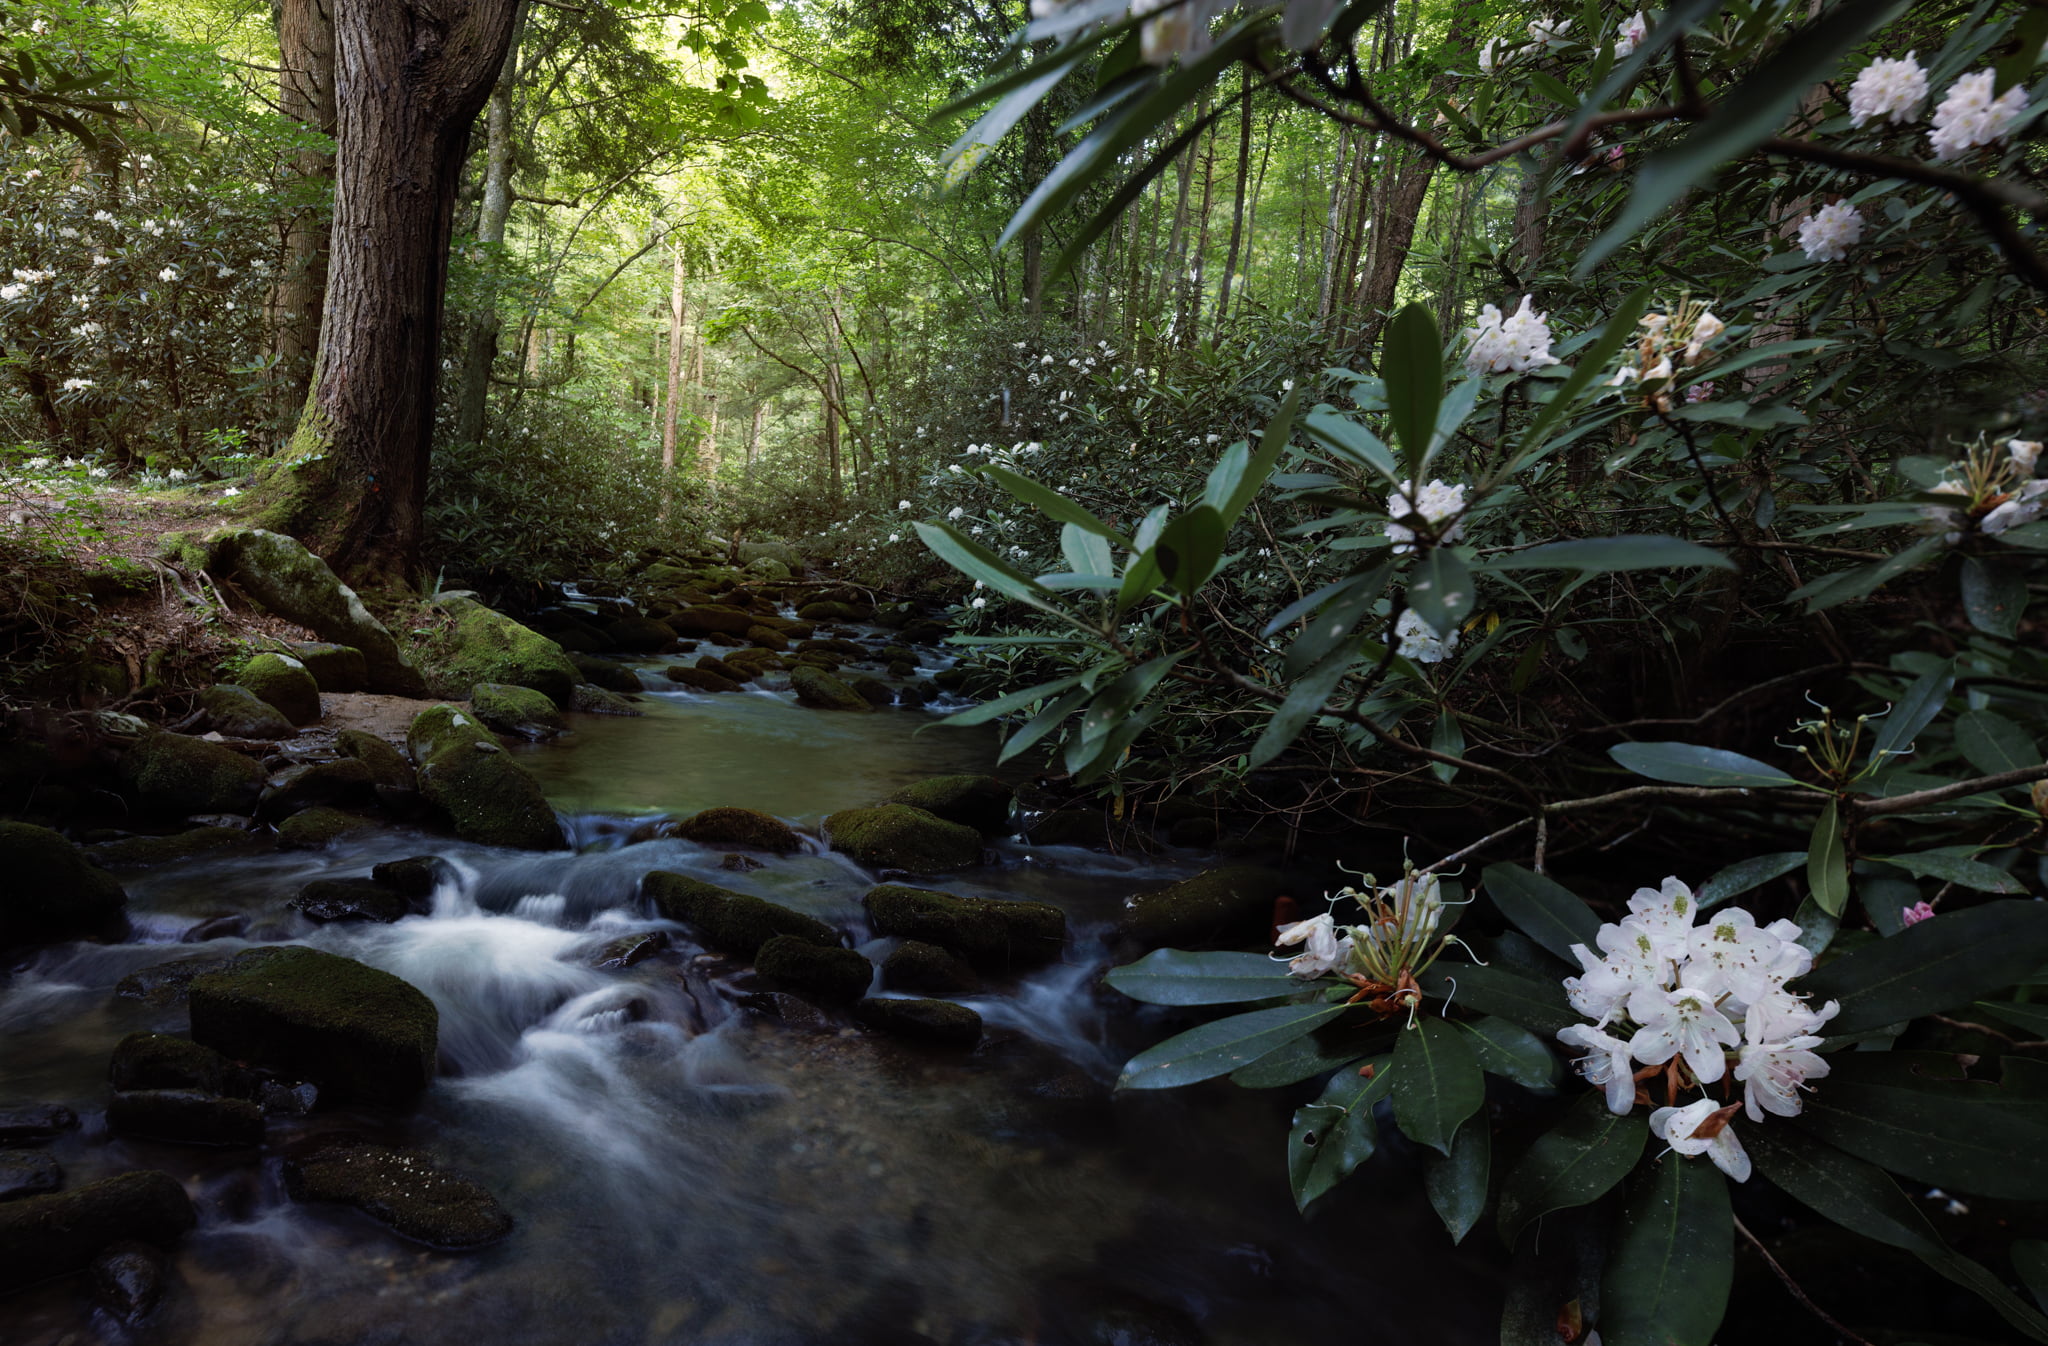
left=0, top=598, right=1499, bottom=1346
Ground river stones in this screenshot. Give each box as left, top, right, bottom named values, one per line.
left=88, top=825, right=262, bottom=870
left=797, top=600, right=871, bottom=622
left=1117, top=866, right=1291, bottom=949
left=592, top=930, right=669, bottom=969
left=106, top=1089, right=265, bottom=1147
left=642, top=871, right=838, bottom=958
left=200, top=683, right=297, bottom=739
left=423, top=597, right=580, bottom=706
left=0, top=1171, right=197, bottom=1292
left=0, top=1149, right=61, bottom=1200
left=666, top=603, right=758, bottom=636
left=755, top=936, right=872, bottom=1004
left=0, top=820, right=128, bottom=951
left=0, top=1104, right=76, bottom=1144
left=284, top=1143, right=512, bottom=1249
left=109, top=1032, right=242, bottom=1095
left=91, top=1242, right=171, bottom=1323
left=335, top=728, right=417, bottom=791
left=880, top=940, right=981, bottom=995
left=745, top=624, right=789, bottom=651
left=791, top=666, right=871, bottom=712
left=668, top=807, right=804, bottom=854
left=291, top=876, right=415, bottom=923
left=825, top=805, right=980, bottom=872
left=119, top=730, right=266, bottom=816
left=240, top=652, right=323, bottom=725
left=259, top=757, right=378, bottom=820
left=603, top=614, right=679, bottom=652
left=469, top=682, right=567, bottom=740
left=372, top=855, right=445, bottom=899
left=188, top=946, right=438, bottom=1109
left=886, top=775, right=1015, bottom=836
left=570, top=683, right=642, bottom=716
left=216, top=529, right=427, bottom=696
left=851, top=997, right=982, bottom=1048
left=117, top=953, right=238, bottom=1007
left=570, top=653, right=644, bottom=693
left=407, top=705, right=566, bottom=850
left=667, top=665, right=742, bottom=693
left=862, top=885, right=1065, bottom=971
left=285, top=640, right=369, bottom=692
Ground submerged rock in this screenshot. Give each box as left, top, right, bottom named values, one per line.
left=470, top=682, right=567, bottom=740
left=284, top=1142, right=512, bottom=1249
left=851, top=997, right=981, bottom=1048
left=291, top=876, right=416, bottom=923
left=862, top=885, right=1065, bottom=971
left=425, top=597, right=580, bottom=706
left=106, top=1089, right=265, bottom=1147
left=669, top=807, right=803, bottom=854
left=200, top=683, right=297, bottom=739
left=119, top=730, right=266, bottom=816
left=1117, top=866, right=1291, bottom=948
left=240, top=652, right=323, bottom=725
left=825, top=805, right=981, bottom=872
left=756, top=935, right=872, bottom=1004
left=0, top=820, right=128, bottom=950
left=188, top=945, right=438, bottom=1109
left=0, top=1149, right=61, bottom=1200
left=880, top=940, right=981, bottom=995
left=790, top=666, right=871, bottom=712
left=216, top=529, right=427, bottom=696
left=0, top=1170, right=197, bottom=1292
left=91, top=1241, right=171, bottom=1323
left=641, top=871, right=837, bottom=958
left=886, top=775, right=1015, bottom=836
left=407, top=704, right=566, bottom=850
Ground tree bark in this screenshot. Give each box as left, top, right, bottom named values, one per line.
left=660, top=239, right=685, bottom=519
left=270, top=0, right=335, bottom=420
left=450, top=0, right=528, bottom=449
left=1213, top=64, right=1254, bottom=336
left=266, top=0, right=521, bottom=589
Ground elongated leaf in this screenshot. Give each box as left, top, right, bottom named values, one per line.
left=1601, top=1157, right=1731, bottom=1346
left=1302, top=408, right=1399, bottom=479
left=1697, top=851, right=1807, bottom=908
left=1978, top=999, right=2048, bottom=1037
left=1807, top=800, right=1848, bottom=917
left=1391, top=1016, right=1485, bottom=1154
left=1059, top=523, right=1116, bottom=580
left=929, top=30, right=1099, bottom=124
left=1461, top=1016, right=1562, bottom=1091
left=1233, top=1019, right=1395, bottom=1087
left=1514, top=285, right=1653, bottom=461
left=1954, top=708, right=2040, bottom=778
left=1048, top=104, right=1215, bottom=280
left=1075, top=652, right=1186, bottom=754
left=1382, top=303, right=1443, bottom=476
left=1484, top=863, right=1599, bottom=963
left=1247, top=647, right=1352, bottom=770
left=1153, top=505, right=1227, bottom=595
left=1426, top=1116, right=1492, bottom=1245
left=998, top=686, right=1088, bottom=765
left=1118, top=1002, right=1352, bottom=1090
left=1795, top=899, right=2048, bottom=1035
left=1869, top=660, right=1955, bottom=761
left=1430, top=711, right=1465, bottom=784
left=1961, top=554, right=2027, bottom=638
left=1789, top=534, right=1945, bottom=612
left=1608, top=741, right=1797, bottom=788
left=914, top=521, right=1055, bottom=608
left=1288, top=1056, right=1394, bottom=1211
left=935, top=674, right=1084, bottom=729
left=981, top=465, right=1131, bottom=546
left=1104, top=949, right=1304, bottom=1006
left=1872, top=848, right=2026, bottom=894
left=1422, top=961, right=1579, bottom=1036
left=1214, top=386, right=1302, bottom=526
left=1481, top=535, right=1733, bottom=573
left=1792, top=1051, right=2048, bottom=1199
left=1407, top=548, right=1474, bottom=642
left=1497, top=1093, right=1648, bottom=1246
left=1281, top=563, right=1390, bottom=675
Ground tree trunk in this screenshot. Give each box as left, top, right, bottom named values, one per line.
left=270, top=0, right=336, bottom=420
left=744, top=399, right=765, bottom=490
left=659, top=241, right=685, bottom=519
left=697, top=390, right=720, bottom=486
left=450, top=0, right=527, bottom=448
left=1213, top=64, right=1254, bottom=336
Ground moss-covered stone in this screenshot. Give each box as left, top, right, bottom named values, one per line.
left=119, top=731, right=266, bottom=816
left=745, top=624, right=789, bottom=651
left=285, top=1143, right=512, bottom=1249
left=604, top=615, right=677, bottom=652
left=88, top=825, right=260, bottom=869
left=932, top=667, right=970, bottom=691
left=0, top=1171, right=197, bottom=1292
left=641, top=871, right=837, bottom=957
left=371, top=855, right=445, bottom=898
left=424, top=597, right=580, bottom=706
left=285, top=641, right=368, bottom=692
left=259, top=758, right=377, bottom=819
left=886, top=660, right=917, bottom=679
left=887, top=775, right=1016, bottom=836
left=215, top=529, right=426, bottom=695
left=666, top=666, right=742, bottom=693
left=188, top=945, right=438, bottom=1109
left=0, top=1150, right=60, bottom=1201
left=791, top=665, right=871, bottom=712
left=880, top=645, right=916, bottom=664
left=109, top=1032, right=240, bottom=1094
left=470, top=682, right=567, bottom=740
left=723, top=649, right=785, bottom=676
left=569, top=683, right=641, bottom=716
left=756, top=935, right=872, bottom=1004
left=1117, top=866, right=1291, bottom=948
left=848, top=676, right=894, bottom=707
left=862, top=884, right=1065, bottom=970
left=689, top=654, right=744, bottom=683
left=852, top=997, right=981, bottom=1048
left=670, top=807, right=803, bottom=854
left=200, top=683, right=297, bottom=739
left=797, top=600, right=872, bottom=622
left=0, top=820, right=128, bottom=950
left=335, top=729, right=416, bottom=791
left=106, top=1089, right=265, bottom=1147
left=569, top=654, right=643, bottom=693
left=115, top=953, right=238, bottom=1007
left=667, top=604, right=758, bottom=636
left=796, top=638, right=865, bottom=658
left=406, top=705, right=566, bottom=851
left=825, top=805, right=981, bottom=872
left=881, top=940, right=982, bottom=995
left=291, top=877, right=414, bottom=923
left=275, top=806, right=380, bottom=850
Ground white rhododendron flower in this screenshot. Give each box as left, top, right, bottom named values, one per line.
left=1614, top=11, right=1647, bottom=57
left=1528, top=17, right=1569, bottom=43
left=1928, top=69, right=2029, bottom=160
left=1275, top=912, right=1353, bottom=979
left=0, top=284, right=23, bottom=302
left=1557, top=1024, right=1637, bottom=1114
left=1651, top=1098, right=1752, bottom=1183
left=1393, top=607, right=1459, bottom=664
left=158, top=265, right=181, bottom=282
left=1384, top=478, right=1467, bottom=554
left=1464, top=294, right=1561, bottom=374
left=2008, top=439, right=2043, bottom=476
left=60, top=377, right=94, bottom=392
left=1734, top=1035, right=1830, bottom=1122
left=1848, top=53, right=1928, bottom=127
left=1796, top=201, right=1863, bottom=263
left=1983, top=479, right=2048, bottom=535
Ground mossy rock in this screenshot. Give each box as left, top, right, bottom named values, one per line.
left=736, top=540, right=802, bottom=569
left=641, top=871, right=837, bottom=958
left=902, top=620, right=951, bottom=646
left=406, top=705, right=566, bottom=851
left=276, top=806, right=380, bottom=850
left=291, top=877, right=414, bottom=923
left=669, top=807, right=803, bottom=854
left=887, top=776, right=1015, bottom=836
left=0, top=1151, right=60, bottom=1201
left=695, top=654, right=749, bottom=683
left=797, top=600, right=872, bottom=623
left=569, top=654, right=643, bottom=693
left=862, top=884, right=1065, bottom=970
left=109, top=1032, right=241, bottom=1094
left=188, top=945, right=438, bottom=1109
left=745, top=556, right=792, bottom=582
left=424, top=598, right=579, bottom=706
left=285, top=642, right=368, bottom=692
left=667, top=604, right=758, bottom=636
left=0, top=1171, right=197, bottom=1293
left=932, top=667, right=970, bottom=691
left=1117, top=866, right=1291, bottom=949
left=335, top=729, right=416, bottom=791
left=848, top=676, right=894, bottom=707
left=0, top=821, right=128, bottom=950
left=791, top=666, right=871, bottom=712
left=666, top=666, right=741, bottom=694
left=89, top=826, right=260, bottom=869
left=115, top=953, right=240, bottom=1007
left=755, top=935, right=872, bottom=1004
left=604, top=615, right=676, bottom=652
left=120, top=730, right=265, bottom=816
left=880, top=645, right=916, bottom=664
left=371, top=855, right=445, bottom=898
left=881, top=940, right=981, bottom=995
left=570, top=683, right=641, bottom=716
left=285, top=1143, right=512, bottom=1249
left=215, top=529, right=426, bottom=695
left=851, top=997, right=981, bottom=1048
left=724, top=649, right=785, bottom=675
left=259, top=758, right=377, bottom=819
left=825, top=805, right=980, bottom=872
left=106, top=1089, right=265, bottom=1147
left=886, top=660, right=917, bottom=679
left=200, top=684, right=296, bottom=739
left=745, top=625, right=789, bottom=652
left=470, top=682, right=567, bottom=741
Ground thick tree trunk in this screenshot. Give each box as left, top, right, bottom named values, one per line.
left=266, top=0, right=520, bottom=589
left=270, top=0, right=336, bottom=420
left=450, top=0, right=527, bottom=449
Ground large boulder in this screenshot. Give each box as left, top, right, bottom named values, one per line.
left=603, top=615, right=677, bottom=652
left=335, top=728, right=416, bottom=791
left=215, top=529, right=426, bottom=695
left=825, top=805, right=981, bottom=872
left=407, top=705, right=565, bottom=850
left=641, top=871, right=837, bottom=958
left=239, top=653, right=322, bottom=725
left=669, top=807, right=804, bottom=854
left=119, top=731, right=265, bottom=815
left=285, top=641, right=368, bottom=692
left=1117, top=866, right=1291, bottom=948
left=755, top=935, right=872, bottom=1004
left=200, top=683, right=296, bottom=739
left=667, top=604, right=758, bottom=637
left=0, top=1171, right=197, bottom=1293
left=791, top=666, right=872, bottom=712
left=736, top=540, right=801, bottom=570
left=887, top=775, right=1015, bottom=836
left=0, top=821, right=128, bottom=950
left=470, top=682, right=566, bottom=741
left=424, top=597, right=580, bottom=706
left=188, top=946, right=439, bottom=1109
left=284, top=1143, right=512, bottom=1249
left=862, top=884, right=1065, bottom=971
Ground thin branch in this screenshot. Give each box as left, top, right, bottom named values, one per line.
left=1850, top=763, right=2048, bottom=817
left=1734, top=1215, right=1879, bottom=1346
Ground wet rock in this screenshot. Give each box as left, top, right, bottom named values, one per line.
left=91, top=1241, right=170, bottom=1323
left=0, top=1104, right=77, bottom=1144
left=335, top=728, right=417, bottom=791
left=570, top=683, right=642, bottom=716
left=0, top=1149, right=60, bottom=1200
left=470, top=682, right=567, bottom=740
left=825, top=805, right=981, bottom=872
left=284, top=1142, right=512, bottom=1249
left=0, top=1171, right=196, bottom=1292
left=119, top=730, right=266, bottom=816
left=530, top=609, right=613, bottom=652
left=797, top=600, right=872, bottom=622
left=848, top=675, right=894, bottom=707
left=723, top=649, right=786, bottom=677
left=592, top=930, right=668, bottom=969
left=756, top=936, right=872, bottom=1004
left=902, top=620, right=951, bottom=646
left=240, top=652, right=323, bottom=725
left=666, top=666, right=742, bottom=694
left=887, top=659, right=917, bottom=678
left=796, top=638, right=866, bottom=658
left=720, top=853, right=765, bottom=873
left=407, top=705, right=566, bottom=850
left=738, top=990, right=838, bottom=1030
left=932, top=667, right=970, bottom=691
left=291, top=877, right=414, bottom=923
left=424, top=597, right=580, bottom=706
left=0, top=820, right=128, bottom=950
left=862, top=885, right=1065, bottom=971
left=881, top=940, right=982, bottom=995
left=793, top=652, right=841, bottom=673
left=107, top=1089, right=265, bottom=1147
left=852, top=997, right=981, bottom=1048
left=887, top=775, right=1015, bottom=836
left=184, top=913, right=248, bottom=942
left=88, top=825, right=260, bottom=869
left=669, top=806, right=803, bottom=854
left=791, top=665, right=874, bottom=713
left=259, top=757, right=377, bottom=819
left=259, top=1081, right=318, bottom=1115
left=642, top=871, right=838, bottom=958
left=569, top=653, right=643, bottom=693
left=285, top=641, right=369, bottom=693
left=745, top=624, right=789, bottom=651
left=371, top=855, right=445, bottom=899
left=667, top=604, right=759, bottom=636
left=109, top=1032, right=241, bottom=1095
left=695, top=654, right=750, bottom=683
left=1117, top=866, right=1291, bottom=949
left=276, top=806, right=380, bottom=850
left=216, top=529, right=427, bottom=695
left=880, top=645, right=916, bottom=664
left=1026, top=809, right=1111, bottom=848
left=603, top=615, right=678, bottom=652
left=200, top=683, right=297, bottom=739
left=188, top=945, right=438, bottom=1109
left=116, top=954, right=237, bottom=1007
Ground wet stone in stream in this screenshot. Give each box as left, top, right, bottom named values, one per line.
left=284, top=1143, right=514, bottom=1249
left=0, top=1148, right=61, bottom=1199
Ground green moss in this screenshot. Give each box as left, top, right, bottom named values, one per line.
left=213, top=529, right=426, bottom=696
left=405, top=705, right=566, bottom=850
left=825, top=805, right=981, bottom=872
left=755, top=935, right=872, bottom=1004
left=851, top=997, right=981, bottom=1047
left=862, top=883, right=1065, bottom=971
left=670, top=807, right=803, bottom=854
left=119, top=731, right=266, bottom=816
left=89, top=826, right=262, bottom=869
left=417, top=598, right=579, bottom=705
left=470, top=682, right=567, bottom=740
left=666, top=604, right=758, bottom=636
left=0, top=820, right=129, bottom=949
left=641, top=871, right=837, bottom=957
left=106, top=1088, right=265, bottom=1147
left=1117, top=866, right=1291, bottom=948
left=285, top=1143, right=512, bottom=1248
left=275, top=806, right=380, bottom=850
left=201, top=683, right=297, bottom=739
left=0, top=1171, right=197, bottom=1293
left=665, top=666, right=741, bottom=693
left=796, top=600, right=872, bottom=622
left=791, top=665, right=871, bottom=712
left=880, top=939, right=981, bottom=995
left=109, top=1032, right=240, bottom=1094
left=286, top=642, right=369, bottom=692
left=335, top=729, right=415, bottom=791
left=886, top=776, right=1016, bottom=835
left=569, top=683, right=641, bottom=716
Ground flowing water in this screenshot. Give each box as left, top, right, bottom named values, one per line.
left=0, top=643, right=1500, bottom=1344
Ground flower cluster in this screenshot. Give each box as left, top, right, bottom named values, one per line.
left=1796, top=201, right=1863, bottom=263
left=1929, top=68, right=2031, bottom=160
left=1274, top=863, right=1464, bottom=1021
left=1393, top=607, right=1460, bottom=664
left=1464, top=294, right=1561, bottom=375
left=1384, top=477, right=1467, bottom=554
left=1920, top=436, right=2048, bottom=542
left=1848, top=53, right=1928, bottom=127
left=1608, top=299, right=1726, bottom=411
left=1558, top=878, right=1837, bottom=1182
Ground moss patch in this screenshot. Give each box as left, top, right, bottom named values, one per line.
left=200, top=684, right=297, bottom=739
left=755, top=935, right=872, bottom=1004
left=862, top=884, right=1065, bottom=971
left=285, top=1143, right=512, bottom=1248
left=1117, top=866, right=1291, bottom=949
left=418, top=597, right=579, bottom=706
left=0, top=820, right=128, bottom=949
left=0, top=1171, right=197, bottom=1293
left=240, top=652, right=323, bottom=724
left=670, top=807, right=803, bottom=854
left=885, top=775, right=1016, bottom=836
left=470, top=682, right=567, bottom=740
left=825, top=805, right=981, bottom=872
left=641, top=871, right=837, bottom=957
left=88, top=825, right=261, bottom=869
left=119, top=730, right=265, bottom=816
left=406, top=705, right=566, bottom=851
left=851, top=997, right=981, bottom=1048
left=275, top=806, right=380, bottom=850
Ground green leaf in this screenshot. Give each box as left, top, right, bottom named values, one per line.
left=1382, top=303, right=1443, bottom=476
left=914, top=521, right=1055, bottom=608
left=997, top=686, right=1087, bottom=765
left=934, top=674, right=1085, bottom=729
left=1247, top=647, right=1353, bottom=770
left=1513, top=285, right=1654, bottom=462
left=1496, top=1092, right=1648, bottom=1247
left=1807, top=800, right=1849, bottom=917
left=1977, top=998, right=2048, bottom=1038
left=1425, top=1116, right=1492, bottom=1245
left=1390, top=1016, right=1486, bottom=1155
left=1460, top=1016, right=1562, bottom=1091
left=1074, top=652, right=1185, bottom=757
left=1960, top=555, right=2027, bottom=638
left=1608, top=741, right=1798, bottom=788
left=1788, top=534, right=1946, bottom=612
left=1118, top=1002, right=1352, bottom=1090
left=1872, top=848, right=2026, bottom=894
left=1481, top=535, right=1734, bottom=573
left=1483, top=862, right=1600, bottom=963
left=1153, top=505, right=1227, bottom=595
left=1870, top=660, right=1955, bottom=761
left=1406, top=548, right=1474, bottom=643
left=1287, top=1056, right=1394, bottom=1211
left=1058, top=523, right=1116, bottom=580
left=978, top=465, right=1131, bottom=546
left=1954, top=708, right=2040, bottom=778
left=2015, top=1239, right=2048, bottom=1315
left=1792, top=1052, right=2048, bottom=1199
left=1697, top=851, right=1807, bottom=909
left=1794, top=899, right=2048, bottom=1036
left=1422, top=962, right=1579, bottom=1037
left=1215, top=386, right=1301, bottom=525
left=1232, top=1019, right=1396, bottom=1087
left=1281, top=563, right=1390, bottom=675
left=1430, top=711, right=1465, bottom=784
left=1600, top=1157, right=1732, bottom=1346
left=1103, top=949, right=1304, bottom=1005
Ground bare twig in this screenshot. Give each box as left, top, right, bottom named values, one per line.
left=1733, top=1215, right=1879, bottom=1346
